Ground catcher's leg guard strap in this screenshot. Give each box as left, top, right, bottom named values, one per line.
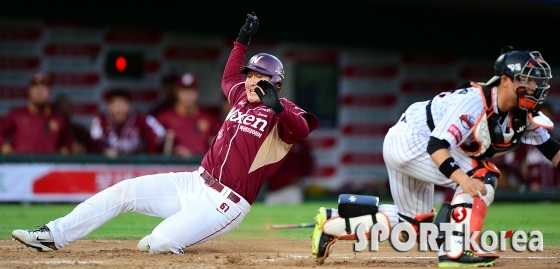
left=338, top=194, right=379, bottom=234
left=397, top=209, right=436, bottom=242
left=322, top=212, right=391, bottom=241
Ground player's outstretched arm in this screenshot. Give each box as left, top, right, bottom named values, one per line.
left=222, top=12, right=260, bottom=98
left=237, top=12, right=259, bottom=45
left=535, top=137, right=560, bottom=170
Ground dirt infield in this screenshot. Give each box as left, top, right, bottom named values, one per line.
left=1, top=239, right=559, bottom=268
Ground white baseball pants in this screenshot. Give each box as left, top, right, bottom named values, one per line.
left=46, top=167, right=250, bottom=254
left=383, top=119, right=474, bottom=218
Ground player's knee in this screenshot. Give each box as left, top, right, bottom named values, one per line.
left=473, top=171, right=497, bottom=205
left=148, top=229, right=186, bottom=255
left=471, top=161, right=500, bottom=190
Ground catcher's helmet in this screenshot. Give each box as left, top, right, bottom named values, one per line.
left=239, top=53, right=285, bottom=91
left=486, top=46, right=552, bottom=111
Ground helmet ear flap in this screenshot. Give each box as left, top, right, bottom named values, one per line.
left=270, top=76, right=282, bottom=92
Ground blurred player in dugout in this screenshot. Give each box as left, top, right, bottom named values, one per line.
left=0, top=72, right=73, bottom=155
left=155, top=73, right=221, bottom=158
left=150, top=73, right=179, bottom=116
left=90, top=89, right=166, bottom=158
left=53, top=94, right=94, bottom=154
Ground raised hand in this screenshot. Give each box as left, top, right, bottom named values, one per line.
left=237, top=12, right=259, bottom=45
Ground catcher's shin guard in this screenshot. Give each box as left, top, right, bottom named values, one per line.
left=326, top=194, right=390, bottom=241
left=322, top=212, right=391, bottom=241
left=445, top=168, right=499, bottom=259
left=313, top=195, right=391, bottom=262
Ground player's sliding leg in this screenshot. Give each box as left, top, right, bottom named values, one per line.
left=12, top=172, right=186, bottom=251
left=436, top=165, right=499, bottom=268
left=140, top=187, right=249, bottom=254
left=311, top=195, right=400, bottom=261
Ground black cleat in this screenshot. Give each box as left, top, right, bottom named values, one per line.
left=438, top=251, right=495, bottom=267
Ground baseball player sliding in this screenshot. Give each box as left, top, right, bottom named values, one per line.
left=312, top=47, right=559, bottom=267
left=12, top=12, right=318, bottom=254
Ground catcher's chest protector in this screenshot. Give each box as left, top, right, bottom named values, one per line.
left=458, top=83, right=528, bottom=159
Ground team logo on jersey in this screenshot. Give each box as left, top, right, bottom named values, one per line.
left=225, top=108, right=269, bottom=138
left=447, top=124, right=462, bottom=144
left=459, top=114, right=475, bottom=129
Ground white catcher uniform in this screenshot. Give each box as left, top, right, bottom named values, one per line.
left=314, top=49, right=555, bottom=267
left=382, top=84, right=550, bottom=220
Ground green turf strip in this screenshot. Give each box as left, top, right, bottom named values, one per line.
left=1, top=202, right=558, bottom=246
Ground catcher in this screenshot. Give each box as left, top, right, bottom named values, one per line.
left=311, top=46, right=558, bottom=267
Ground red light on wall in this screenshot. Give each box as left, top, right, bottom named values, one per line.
left=115, top=56, right=127, bottom=72
left=105, top=51, right=143, bottom=79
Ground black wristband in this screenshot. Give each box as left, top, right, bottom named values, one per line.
left=439, top=157, right=461, bottom=178
left=536, top=138, right=560, bottom=161
left=236, top=35, right=251, bottom=45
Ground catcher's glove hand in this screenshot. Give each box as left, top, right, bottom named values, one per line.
left=237, top=12, right=259, bottom=45
left=255, top=80, right=284, bottom=114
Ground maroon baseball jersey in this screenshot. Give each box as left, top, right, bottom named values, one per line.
left=0, top=104, right=73, bottom=154
left=90, top=111, right=166, bottom=155
left=155, top=107, right=221, bottom=155
left=200, top=41, right=319, bottom=204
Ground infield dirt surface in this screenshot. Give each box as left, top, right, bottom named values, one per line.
left=1, top=239, right=559, bottom=268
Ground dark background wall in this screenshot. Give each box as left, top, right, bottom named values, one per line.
left=2, top=0, right=560, bottom=62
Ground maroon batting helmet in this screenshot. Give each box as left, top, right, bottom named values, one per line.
left=239, top=53, right=285, bottom=91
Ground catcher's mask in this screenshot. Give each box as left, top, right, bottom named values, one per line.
left=486, top=48, right=552, bottom=111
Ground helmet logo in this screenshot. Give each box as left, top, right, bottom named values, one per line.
left=275, top=67, right=284, bottom=77
left=507, top=63, right=521, bottom=72
left=250, top=55, right=264, bottom=64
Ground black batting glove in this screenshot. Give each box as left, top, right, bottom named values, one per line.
left=237, top=12, right=259, bottom=45
left=255, top=80, right=284, bottom=114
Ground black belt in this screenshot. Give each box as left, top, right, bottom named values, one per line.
left=426, top=100, right=435, bottom=131
left=200, top=170, right=241, bottom=204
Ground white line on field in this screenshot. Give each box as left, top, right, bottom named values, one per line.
left=10, top=260, right=106, bottom=265
left=351, top=256, right=558, bottom=259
